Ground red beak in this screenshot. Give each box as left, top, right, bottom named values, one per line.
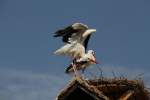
left=90, top=59, right=99, bottom=64
left=92, top=55, right=99, bottom=64
left=95, top=60, right=99, bottom=64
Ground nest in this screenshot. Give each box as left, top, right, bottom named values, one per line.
left=56, top=76, right=150, bottom=100
left=88, top=77, right=150, bottom=100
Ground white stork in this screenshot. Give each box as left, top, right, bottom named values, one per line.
left=65, top=50, right=98, bottom=74
left=53, top=23, right=97, bottom=75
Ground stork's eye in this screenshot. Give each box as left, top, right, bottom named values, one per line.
left=92, top=52, right=95, bottom=55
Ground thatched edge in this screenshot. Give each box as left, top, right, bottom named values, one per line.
left=56, top=76, right=150, bottom=100
left=56, top=76, right=109, bottom=100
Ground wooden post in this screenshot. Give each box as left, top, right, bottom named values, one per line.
left=119, top=90, right=134, bottom=100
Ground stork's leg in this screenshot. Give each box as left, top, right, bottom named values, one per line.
left=73, top=58, right=76, bottom=63
left=72, top=63, right=81, bottom=77
left=72, top=63, right=77, bottom=76
left=81, top=68, right=86, bottom=79
left=72, top=58, right=77, bottom=76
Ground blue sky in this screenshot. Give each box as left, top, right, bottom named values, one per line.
left=0, top=0, right=150, bottom=100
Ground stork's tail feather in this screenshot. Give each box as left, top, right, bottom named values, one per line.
left=65, top=64, right=73, bottom=73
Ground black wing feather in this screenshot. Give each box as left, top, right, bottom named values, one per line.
left=53, top=26, right=79, bottom=43
left=83, top=34, right=91, bottom=51
left=53, top=26, right=73, bottom=37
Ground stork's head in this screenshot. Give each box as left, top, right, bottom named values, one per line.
left=87, top=50, right=95, bottom=55
left=86, top=50, right=98, bottom=64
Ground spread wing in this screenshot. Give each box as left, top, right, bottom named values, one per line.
left=53, top=23, right=88, bottom=43
left=54, top=26, right=79, bottom=43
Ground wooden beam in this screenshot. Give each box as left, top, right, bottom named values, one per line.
left=119, top=90, right=134, bottom=100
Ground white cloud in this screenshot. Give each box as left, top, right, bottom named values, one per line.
left=0, top=68, right=68, bottom=100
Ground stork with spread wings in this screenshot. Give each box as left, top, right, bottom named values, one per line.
left=53, top=23, right=98, bottom=75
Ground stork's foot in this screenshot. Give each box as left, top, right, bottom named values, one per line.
left=72, top=64, right=81, bottom=77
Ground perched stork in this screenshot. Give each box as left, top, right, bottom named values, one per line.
left=53, top=23, right=97, bottom=75
left=65, top=50, right=98, bottom=74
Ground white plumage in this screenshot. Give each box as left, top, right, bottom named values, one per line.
left=53, top=23, right=98, bottom=74
left=54, top=23, right=96, bottom=59
left=65, top=50, right=98, bottom=73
